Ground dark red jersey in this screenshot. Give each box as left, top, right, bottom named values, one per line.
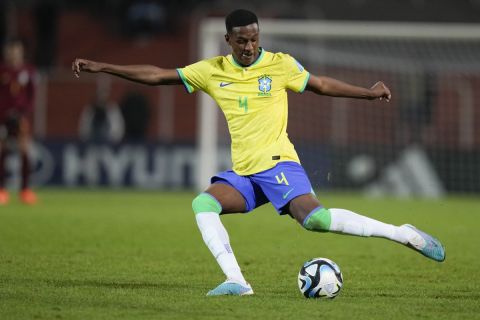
left=0, top=63, right=36, bottom=122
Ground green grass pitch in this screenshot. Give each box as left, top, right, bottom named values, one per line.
left=1, top=189, right=479, bottom=320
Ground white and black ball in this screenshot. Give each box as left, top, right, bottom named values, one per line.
left=297, top=257, right=343, bottom=299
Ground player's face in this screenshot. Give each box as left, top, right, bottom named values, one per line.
left=3, top=43, right=24, bottom=67
left=225, top=23, right=260, bottom=66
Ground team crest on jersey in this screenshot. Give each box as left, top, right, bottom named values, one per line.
left=258, top=75, right=272, bottom=96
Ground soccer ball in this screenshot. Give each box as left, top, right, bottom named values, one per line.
left=297, top=257, right=343, bottom=299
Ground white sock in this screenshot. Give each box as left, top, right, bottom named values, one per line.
left=329, top=208, right=414, bottom=244
left=195, top=212, right=247, bottom=285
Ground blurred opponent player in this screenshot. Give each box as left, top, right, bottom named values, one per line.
left=72, top=9, right=445, bottom=296
left=0, top=39, right=37, bottom=205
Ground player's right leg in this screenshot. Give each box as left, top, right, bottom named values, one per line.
left=193, top=183, right=253, bottom=296
left=0, top=149, right=8, bottom=205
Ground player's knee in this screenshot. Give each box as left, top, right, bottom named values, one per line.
left=302, top=207, right=331, bottom=232
left=192, top=192, right=222, bottom=215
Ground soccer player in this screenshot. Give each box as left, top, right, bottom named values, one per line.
left=0, top=39, right=37, bottom=205
left=72, top=9, right=445, bottom=296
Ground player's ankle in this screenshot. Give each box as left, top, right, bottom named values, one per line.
left=390, top=225, right=411, bottom=244
left=226, top=277, right=249, bottom=286
left=397, top=224, right=424, bottom=247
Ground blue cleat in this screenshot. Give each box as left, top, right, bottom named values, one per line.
left=403, top=224, right=446, bottom=262
left=206, top=280, right=254, bottom=296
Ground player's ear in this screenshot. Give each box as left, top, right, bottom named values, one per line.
left=224, top=34, right=230, bottom=43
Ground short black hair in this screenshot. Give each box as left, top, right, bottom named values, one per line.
left=3, top=37, right=25, bottom=49
left=3, top=37, right=25, bottom=46
left=225, top=9, right=258, bottom=33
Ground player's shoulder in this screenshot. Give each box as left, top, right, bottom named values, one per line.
left=0, top=63, right=12, bottom=72
left=198, top=55, right=228, bottom=67
left=262, top=51, right=297, bottom=66
left=186, top=55, right=228, bottom=73
left=266, top=51, right=306, bottom=73
left=25, top=64, right=36, bottom=72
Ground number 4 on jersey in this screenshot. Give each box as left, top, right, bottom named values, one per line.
left=238, top=96, right=248, bottom=113
left=275, top=172, right=289, bottom=185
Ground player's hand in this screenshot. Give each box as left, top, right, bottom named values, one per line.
left=370, top=81, right=391, bottom=102
left=72, top=59, right=103, bottom=78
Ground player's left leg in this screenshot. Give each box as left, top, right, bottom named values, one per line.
left=260, top=162, right=445, bottom=262
left=17, top=116, right=37, bottom=205
left=289, top=195, right=445, bottom=262
left=0, top=133, right=9, bottom=205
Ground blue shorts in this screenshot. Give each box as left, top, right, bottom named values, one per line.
left=211, top=161, right=315, bottom=215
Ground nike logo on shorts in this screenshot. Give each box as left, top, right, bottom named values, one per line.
left=282, top=187, right=295, bottom=199
left=219, top=82, right=234, bottom=87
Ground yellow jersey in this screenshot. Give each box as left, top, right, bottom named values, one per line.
left=177, top=48, right=310, bottom=175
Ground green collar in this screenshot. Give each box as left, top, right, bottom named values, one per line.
left=230, top=48, right=265, bottom=69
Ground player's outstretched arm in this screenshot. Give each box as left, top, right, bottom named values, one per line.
left=305, top=74, right=391, bottom=101
left=72, top=58, right=182, bottom=86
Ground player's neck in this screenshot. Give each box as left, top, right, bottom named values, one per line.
left=6, top=61, right=25, bottom=69
left=233, top=47, right=263, bottom=67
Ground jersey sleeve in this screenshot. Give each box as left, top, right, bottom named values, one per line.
left=176, top=60, right=212, bottom=94
left=284, top=54, right=310, bottom=93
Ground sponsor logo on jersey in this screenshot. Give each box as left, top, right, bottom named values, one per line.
left=282, top=187, right=295, bottom=199
left=219, top=82, right=233, bottom=87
